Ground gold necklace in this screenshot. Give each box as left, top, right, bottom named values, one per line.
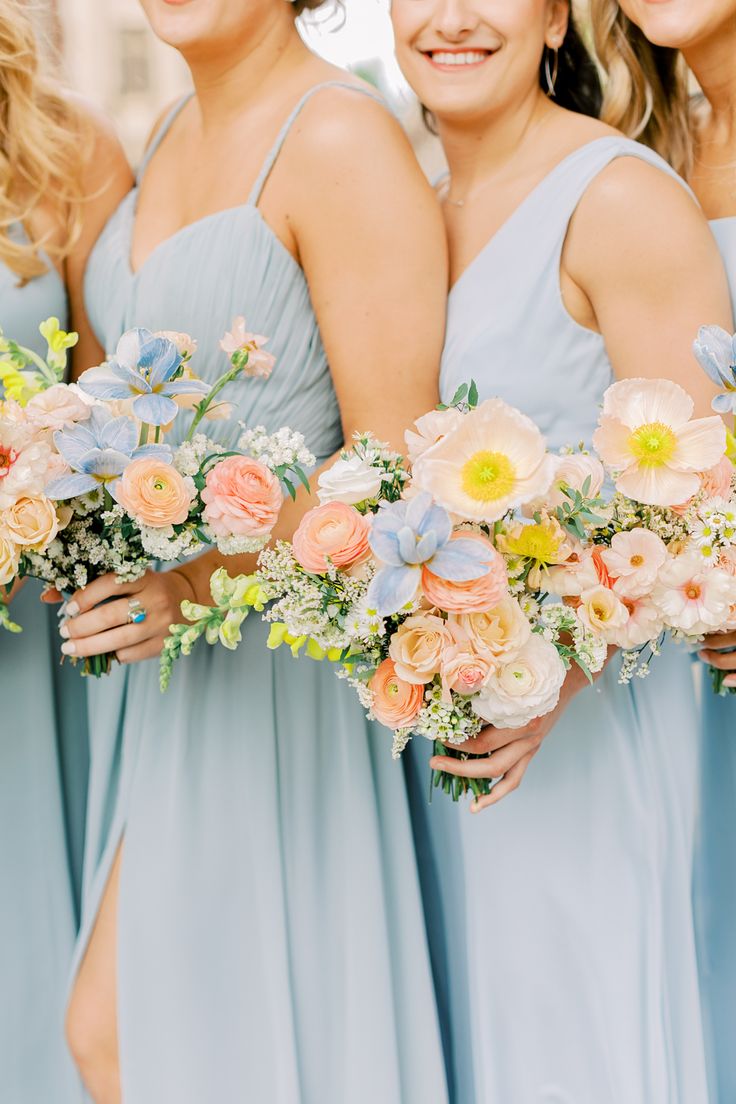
left=443, top=109, right=548, bottom=209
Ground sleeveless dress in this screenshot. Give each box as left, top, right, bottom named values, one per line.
left=406, top=137, right=711, bottom=1104
left=0, top=226, right=88, bottom=1104
left=76, top=83, right=448, bottom=1104
left=694, top=216, right=736, bottom=1104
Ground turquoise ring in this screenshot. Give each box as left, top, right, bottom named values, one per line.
left=127, top=598, right=147, bottom=625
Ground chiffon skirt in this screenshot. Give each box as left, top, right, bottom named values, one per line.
left=75, top=615, right=448, bottom=1104
left=695, top=687, right=736, bottom=1104
left=0, top=581, right=88, bottom=1104
left=408, top=642, right=710, bottom=1104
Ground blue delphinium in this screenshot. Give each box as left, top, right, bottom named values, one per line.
left=694, top=326, right=736, bottom=414
left=367, top=491, right=490, bottom=617
left=46, top=406, right=171, bottom=499
left=78, top=328, right=209, bottom=427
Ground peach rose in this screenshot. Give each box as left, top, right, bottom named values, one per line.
left=202, top=456, right=282, bottom=538
left=117, top=459, right=194, bottom=528
left=388, top=612, right=453, bottom=685
left=0, top=529, right=19, bottom=585
left=440, top=623, right=495, bottom=697
left=292, top=501, right=371, bottom=574
left=422, top=531, right=508, bottom=613
left=369, top=658, right=424, bottom=730
left=3, top=495, right=61, bottom=551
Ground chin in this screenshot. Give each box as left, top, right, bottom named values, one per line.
left=623, top=0, right=730, bottom=50
left=139, top=0, right=221, bottom=49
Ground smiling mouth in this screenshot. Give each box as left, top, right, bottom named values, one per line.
left=424, top=49, right=495, bottom=70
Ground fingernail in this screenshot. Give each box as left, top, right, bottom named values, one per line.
left=66, top=600, right=80, bottom=618
left=59, top=624, right=70, bottom=640
left=61, top=641, right=76, bottom=656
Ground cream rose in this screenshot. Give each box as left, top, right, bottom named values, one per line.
left=388, top=612, right=454, bottom=685
left=317, top=455, right=385, bottom=506
left=2, top=495, right=61, bottom=551
left=454, top=596, right=531, bottom=664
left=0, top=530, right=19, bottom=585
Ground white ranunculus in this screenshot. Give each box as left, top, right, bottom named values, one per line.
left=526, top=452, right=605, bottom=514
left=471, top=632, right=566, bottom=729
left=317, top=455, right=385, bottom=506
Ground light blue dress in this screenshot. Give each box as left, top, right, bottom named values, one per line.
left=0, top=227, right=88, bottom=1104
left=406, top=138, right=711, bottom=1103
left=76, top=83, right=448, bottom=1103
left=694, top=215, right=736, bottom=1104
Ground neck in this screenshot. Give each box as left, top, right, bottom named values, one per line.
left=684, top=23, right=736, bottom=143
left=182, top=12, right=309, bottom=128
left=438, top=88, right=553, bottom=195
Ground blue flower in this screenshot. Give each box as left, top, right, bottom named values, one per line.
left=46, top=406, right=171, bottom=499
left=366, top=491, right=491, bottom=616
left=78, top=328, right=210, bottom=427
left=693, top=326, right=736, bottom=414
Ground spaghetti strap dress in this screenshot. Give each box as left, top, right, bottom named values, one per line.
left=76, top=83, right=448, bottom=1104
left=0, top=226, right=88, bottom=1104
left=694, top=215, right=736, bottom=1104
left=406, top=137, right=711, bottom=1104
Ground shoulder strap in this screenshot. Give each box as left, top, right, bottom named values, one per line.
left=137, top=93, right=195, bottom=183
left=247, top=81, right=386, bottom=207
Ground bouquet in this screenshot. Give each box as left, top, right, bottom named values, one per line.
left=0, top=316, right=313, bottom=676
left=163, top=386, right=610, bottom=800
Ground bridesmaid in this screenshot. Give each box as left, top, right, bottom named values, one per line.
left=591, top=2, right=736, bottom=1098
left=0, top=3, right=131, bottom=1101
left=392, top=0, right=731, bottom=1100
left=61, top=1, right=449, bottom=1102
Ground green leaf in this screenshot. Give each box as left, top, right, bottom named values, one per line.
left=468, top=380, right=479, bottom=408
left=450, top=383, right=468, bottom=406
left=282, top=477, right=296, bottom=501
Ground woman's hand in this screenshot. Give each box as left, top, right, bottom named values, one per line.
left=59, top=568, right=196, bottom=664
left=430, top=661, right=598, bottom=813
left=699, top=631, right=736, bottom=689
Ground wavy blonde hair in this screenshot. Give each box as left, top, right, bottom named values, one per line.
left=589, top=0, right=692, bottom=175
left=0, top=0, right=88, bottom=281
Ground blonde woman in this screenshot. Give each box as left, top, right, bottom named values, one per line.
left=0, top=5, right=131, bottom=1102
left=590, top=4, right=736, bottom=1098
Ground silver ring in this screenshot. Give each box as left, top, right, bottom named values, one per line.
left=127, top=597, right=147, bottom=625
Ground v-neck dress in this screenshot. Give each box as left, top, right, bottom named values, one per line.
left=694, top=215, right=736, bottom=1104
left=0, top=226, right=88, bottom=1104
left=76, top=83, right=448, bottom=1104
left=406, top=137, right=711, bottom=1104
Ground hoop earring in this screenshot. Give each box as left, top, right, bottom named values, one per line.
left=544, top=47, right=559, bottom=98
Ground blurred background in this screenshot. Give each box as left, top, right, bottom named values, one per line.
left=35, top=0, right=445, bottom=176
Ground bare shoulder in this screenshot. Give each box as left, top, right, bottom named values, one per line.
left=61, top=90, right=132, bottom=192
left=577, top=152, right=698, bottom=229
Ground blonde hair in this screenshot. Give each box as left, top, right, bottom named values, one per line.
left=589, top=0, right=692, bottom=175
left=0, top=0, right=88, bottom=281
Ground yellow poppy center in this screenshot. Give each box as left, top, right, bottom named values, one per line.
left=461, top=450, right=516, bottom=502
left=628, top=422, right=677, bottom=467
left=505, top=522, right=561, bottom=564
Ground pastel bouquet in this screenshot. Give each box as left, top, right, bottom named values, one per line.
left=0, top=317, right=313, bottom=676
left=164, top=386, right=611, bottom=800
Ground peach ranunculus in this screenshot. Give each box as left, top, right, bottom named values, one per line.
left=292, top=501, right=371, bottom=574
left=116, top=459, right=195, bottom=528
left=0, top=529, right=19, bottom=584
left=369, top=658, right=424, bottom=730
left=404, top=407, right=464, bottom=464
left=2, top=495, right=62, bottom=551
left=203, top=456, right=282, bottom=539
left=453, top=595, right=531, bottom=664
left=593, top=377, right=726, bottom=506
left=422, top=531, right=508, bottom=613
left=25, top=384, right=91, bottom=432
left=389, top=612, right=454, bottom=685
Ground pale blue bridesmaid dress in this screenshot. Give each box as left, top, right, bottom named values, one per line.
left=694, top=215, right=736, bottom=1104
left=0, top=226, right=88, bottom=1103
left=75, top=84, right=448, bottom=1103
left=406, top=138, right=711, bottom=1103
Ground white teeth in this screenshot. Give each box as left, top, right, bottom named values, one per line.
left=431, top=51, right=489, bottom=66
